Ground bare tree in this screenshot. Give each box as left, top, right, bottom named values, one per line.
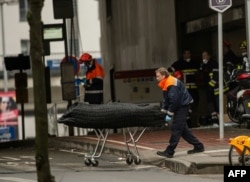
left=27, top=0, right=54, bottom=181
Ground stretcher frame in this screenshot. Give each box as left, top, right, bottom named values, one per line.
left=83, top=127, right=147, bottom=167
left=56, top=101, right=164, bottom=167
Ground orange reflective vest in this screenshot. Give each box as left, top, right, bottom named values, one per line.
left=86, top=60, right=105, bottom=80
left=85, top=60, right=105, bottom=95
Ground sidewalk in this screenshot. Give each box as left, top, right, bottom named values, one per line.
left=48, top=123, right=250, bottom=174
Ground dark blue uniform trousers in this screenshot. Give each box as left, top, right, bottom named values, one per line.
left=166, top=106, right=204, bottom=155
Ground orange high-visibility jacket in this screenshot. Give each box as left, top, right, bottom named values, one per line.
left=85, top=60, right=105, bottom=93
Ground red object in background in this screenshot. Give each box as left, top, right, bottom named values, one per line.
left=0, top=91, right=18, bottom=126
left=61, top=56, right=80, bottom=76
left=173, top=70, right=184, bottom=81
left=237, top=73, right=250, bottom=80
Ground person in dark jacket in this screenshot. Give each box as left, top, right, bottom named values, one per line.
left=168, top=49, right=200, bottom=128
left=155, top=67, right=204, bottom=158
left=223, top=40, right=240, bottom=68
left=223, top=40, right=240, bottom=85
left=198, top=50, right=221, bottom=124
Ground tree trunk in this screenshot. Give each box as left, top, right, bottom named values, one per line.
left=27, top=0, right=54, bottom=181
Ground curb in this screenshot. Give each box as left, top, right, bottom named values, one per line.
left=0, top=138, right=35, bottom=149
left=164, top=159, right=225, bottom=174
left=48, top=137, right=228, bottom=174
left=0, top=137, right=228, bottom=174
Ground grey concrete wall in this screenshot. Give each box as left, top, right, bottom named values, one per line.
left=99, top=0, right=178, bottom=102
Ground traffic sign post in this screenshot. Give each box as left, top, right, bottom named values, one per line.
left=209, top=0, right=232, bottom=13
left=209, top=0, right=232, bottom=139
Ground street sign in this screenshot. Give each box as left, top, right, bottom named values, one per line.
left=208, top=0, right=232, bottom=139
left=15, top=73, right=27, bottom=88
left=43, top=24, right=64, bottom=41
left=4, top=55, right=30, bottom=71
left=53, top=0, right=73, bottom=19
left=209, top=0, right=232, bottom=13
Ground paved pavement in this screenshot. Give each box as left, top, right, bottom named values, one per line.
left=48, top=122, right=250, bottom=174
left=1, top=122, right=249, bottom=174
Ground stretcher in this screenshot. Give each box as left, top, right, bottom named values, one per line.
left=58, top=102, right=165, bottom=166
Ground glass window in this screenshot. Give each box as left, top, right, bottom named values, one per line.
left=19, top=0, right=28, bottom=22
left=21, top=39, right=30, bottom=55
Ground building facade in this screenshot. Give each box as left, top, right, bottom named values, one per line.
left=98, top=0, right=247, bottom=103
left=0, top=0, right=101, bottom=138
left=0, top=0, right=249, bottom=139
left=0, top=0, right=101, bottom=103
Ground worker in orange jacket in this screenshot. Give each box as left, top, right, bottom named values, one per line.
left=155, top=67, right=204, bottom=158
left=79, top=53, right=105, bottom=104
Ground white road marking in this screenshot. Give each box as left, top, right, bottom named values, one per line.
left=20, top=156, right=35, bottom=160
left=24, top=161, right=36, bottom=165
left=84, top=137, right=155, bottom=150
left=59, top=149, right=87, bottom=155
left=0, top=177, right=36, bottom=182
left=1, top=157, right=20, bottom=161
left=6, top=162, right=18, bottom=166
left=78, top=137, right=232, bottom=153
left=204, top=149, right=229, bottom=153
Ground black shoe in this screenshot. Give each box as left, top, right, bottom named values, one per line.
left=187, top=148, right=204, bottom=154
left=156, top=151, right=173, bottom=158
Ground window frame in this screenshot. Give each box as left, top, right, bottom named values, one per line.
left=19, top=0, right=28, bottom=22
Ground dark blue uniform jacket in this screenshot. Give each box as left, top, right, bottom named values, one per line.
left=158, top=75, right=193, bottom=116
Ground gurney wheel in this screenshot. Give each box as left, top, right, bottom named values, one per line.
left=126, top=155, right=133, bottom=165
left=91, top=159, right=99, bottom=167
left=134, top=157, right=141, bottom=165
left=84, top=158, right=92, bottom=166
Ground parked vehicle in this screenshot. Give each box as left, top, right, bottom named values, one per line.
left=226, top=65, right=250, bottom=129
